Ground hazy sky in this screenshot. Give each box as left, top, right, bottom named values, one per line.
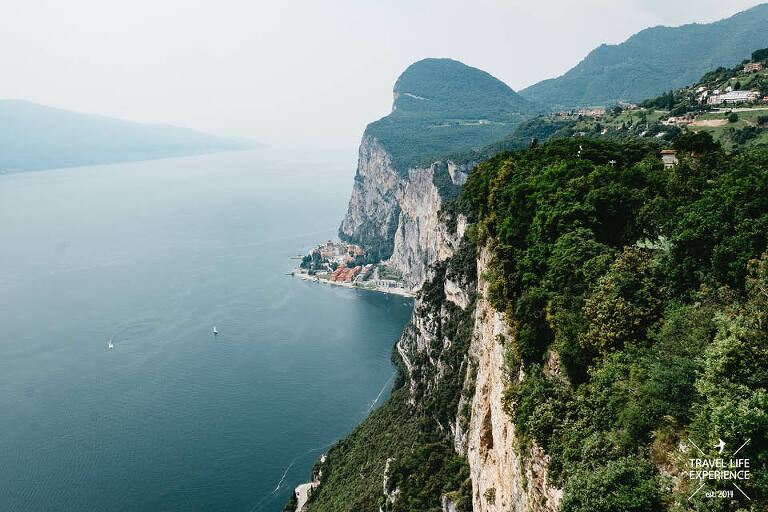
left=1, top=0, right=764, bottom=149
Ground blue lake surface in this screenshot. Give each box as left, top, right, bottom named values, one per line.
left=0, top=150, right=413, bottom=511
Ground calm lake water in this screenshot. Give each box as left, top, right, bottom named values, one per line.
left=0, top=150, right=413, bottom=511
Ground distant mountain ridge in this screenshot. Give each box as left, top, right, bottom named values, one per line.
left=0, top=100, right=260, bottom=172
left=365, top=58, right=540, bottom=173
left=520, top=3, right=768, bottom=109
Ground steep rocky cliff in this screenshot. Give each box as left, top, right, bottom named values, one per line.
left=339, top=134, right=471, bottom=288
left=339, top=57, right=536, bottom=285
left=304, top=206, right=562, bottom=510
left=305, top=58, right=546, bottom=511
left=338, top=136, right=404, bottom=261
left=397, top=241, right=562, bottom=512
left=463, top=246, right=561, bottom=512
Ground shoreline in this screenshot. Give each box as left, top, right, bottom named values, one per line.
left=291, top=269, right=415, bottom=298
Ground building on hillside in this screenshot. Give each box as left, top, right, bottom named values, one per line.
left=707, top=90, right=760, bottom=105
left=577, top=108, right=606, bottom=118
left=317, top=240, right=346, bottom=260
left=660, top=149, right=678, bottom=169
left=663, top=116, right=693, bottom=126
left=744, top=62, right=763, bottom=72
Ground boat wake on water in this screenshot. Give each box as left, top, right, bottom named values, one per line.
left=248, top=441, right=336, bottom=512
left=368, top=371, right=396, bottom=412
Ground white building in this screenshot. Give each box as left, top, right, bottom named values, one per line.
left=707, top=90, right=760, bottom=105
left=661, top=150, right=678, bottom=168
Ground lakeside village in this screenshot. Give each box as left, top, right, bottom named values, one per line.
left=291, top=241, right=413, bottom=297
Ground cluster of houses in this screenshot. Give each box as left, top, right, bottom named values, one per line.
left=329, top=263, right=374, bottom=283
left=559, top=108, right=607, bottom=118
left=694, top=62, right=766, bottom=105
left=312, top=241, right=365, bottom=264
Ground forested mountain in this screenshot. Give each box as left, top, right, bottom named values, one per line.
left=519, top=3, right=768, bottom=109
left=0, top=100, right=259, bottom=172
left=365, top=58, right=540, bottom=173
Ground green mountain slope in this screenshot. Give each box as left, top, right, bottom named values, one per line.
left=0, top=100, right=259, bottom=172
left=519, top=3, right=768, bottom=109
left=438, top=50, right=768, bottom=163
left=365, top=58, right=539, bottom=173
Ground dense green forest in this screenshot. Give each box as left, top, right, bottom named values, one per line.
left=519, top=3, right=768, bottom=109
left=456, top=136, right=768, bottom=511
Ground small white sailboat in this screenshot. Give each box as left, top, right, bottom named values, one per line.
left=212, top=326, right=218, bottom=335
left=108, top=338, right=114, bottom=349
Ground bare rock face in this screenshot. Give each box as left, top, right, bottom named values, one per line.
left=464, top=246, right=562, bottom=512
left=339, top=136, right=405, bottom=258
left=387, top=167, right=442, bottom=287
left=387, top=163, right=470, bottom=289
left=444, top=277, right=470, bottom=309
left=441, top=495, right=459, bottom=512
left=339, top=134, right=470, bottom=290
left=340, top=133, right=561, bottom=511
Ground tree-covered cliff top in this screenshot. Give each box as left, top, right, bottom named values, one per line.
left=453, top=136, right=768, bottom=510
left=519, top=3, right=768, bottom=110
left=303, top=135, right=768, bottom=510
left=365, top=58, right=539, bottom=173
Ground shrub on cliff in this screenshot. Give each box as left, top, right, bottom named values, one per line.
left=560, top=457, right=663, bottom=512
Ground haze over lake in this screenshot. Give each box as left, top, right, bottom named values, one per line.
left=0, top=150, right=413, bottom=511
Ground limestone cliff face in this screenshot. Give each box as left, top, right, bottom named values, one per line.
left=339, top=136, right=404, bottom=259
left=394, top=219, right=470, bottom=406
left=394, top=243, right=561, bottom=511
left=337, top=122, right=559, bottom=511
left=339, top=134, right=471, bottom=290
left=463, top=247, right=561, bottom=512
left=387, top=162, right=470, bottom=289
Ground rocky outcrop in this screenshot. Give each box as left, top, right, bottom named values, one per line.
left=391, top=242, right=561, bottom=512
left=340, top=135, right=471, bottom=290
left=387, top=163, right=470, bottom=289
left=292, top=454, right=326, bottom=512
left=463, top=246, right=561, bottom=512
left=339, top=136, right=404, bottom=260
left=441, top=495, right=459, bottom=512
